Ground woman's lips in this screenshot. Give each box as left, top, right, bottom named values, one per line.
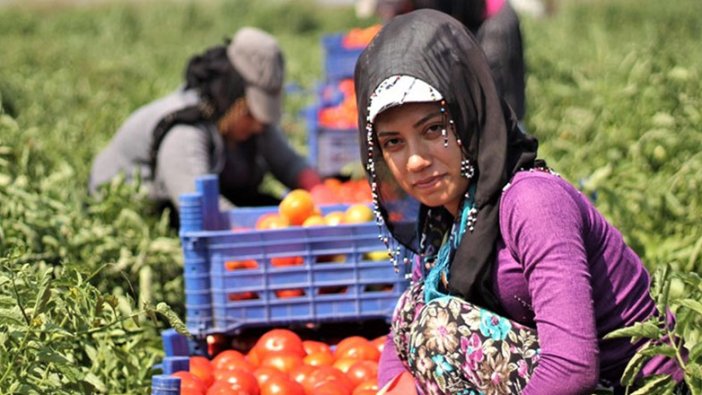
left=413, top=174, right=444, bottom=189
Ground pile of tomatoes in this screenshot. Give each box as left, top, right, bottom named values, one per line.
left=252, top=182, right=373, bottom=230
left=317, top=79, right=358, bottom=130
left=171, top=328, right=384, bottom=395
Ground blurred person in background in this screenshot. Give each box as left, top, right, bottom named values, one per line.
left=89, top=27, right=321, bottom=227
left=361, top=0, right=527, bottom=127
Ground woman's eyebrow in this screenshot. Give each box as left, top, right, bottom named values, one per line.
left=376, top=130, right=399, bottom=137
left=413, top=111, right=443, bottom=128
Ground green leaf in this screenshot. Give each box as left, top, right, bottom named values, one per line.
left=639, top=344, right=678, bottom=359
left=604, top=320, right=663, bottom=341
left=677, top=299, right=702, bottom=316
left=620, top=347, right=650, bottom=386
left=628, top=374, right=674, bottom=395
left=82, top=372, right=106, bottom=393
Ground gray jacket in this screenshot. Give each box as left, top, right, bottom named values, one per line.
left=89, top=88, right=309, bottom=209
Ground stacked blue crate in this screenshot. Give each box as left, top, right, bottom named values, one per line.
left=306, top=32, right=367, bottom=177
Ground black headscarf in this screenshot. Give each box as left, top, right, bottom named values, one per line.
left=149, top=44, right=248, bottom=174
left=355, top=9, right=539, bottom=312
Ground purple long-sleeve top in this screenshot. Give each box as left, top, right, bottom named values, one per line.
left=379, top=171, right=682, bottom=394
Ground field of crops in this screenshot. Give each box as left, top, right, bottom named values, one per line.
left=1, top=0, right=700, bottom=393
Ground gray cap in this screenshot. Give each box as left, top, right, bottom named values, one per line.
left=227, top=27, right=285, bottom=124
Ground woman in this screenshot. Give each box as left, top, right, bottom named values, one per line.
left=354, top=10, right=685, bottom=394
left=89, top=27, right=320, bottom=225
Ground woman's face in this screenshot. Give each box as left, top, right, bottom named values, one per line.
left=374, top=101, right=469, bottom=216
left=218, top=98, right=266, bottom=143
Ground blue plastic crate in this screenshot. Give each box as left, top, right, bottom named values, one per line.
left=151, top=354, right=190, bottom=395
left=179, top=175, right=411, bottom=337
left=304, top=104, right=359, bottom=177
left=322, top=33, right=365, bottom=81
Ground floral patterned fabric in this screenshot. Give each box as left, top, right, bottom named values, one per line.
left=392, top=281, right=541, bottom=394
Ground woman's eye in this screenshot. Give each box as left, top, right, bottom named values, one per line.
left=425, top=124, right=443, bottom=138
left=381, top=137, right=402, bottom=150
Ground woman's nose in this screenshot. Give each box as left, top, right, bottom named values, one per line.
left=407, top=151, right=430, bottom=172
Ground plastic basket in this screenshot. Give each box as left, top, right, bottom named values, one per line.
left=322, top=33, right=365, bottom=81
left=179, top=175, right=411, bottom=338
left=305, top=105, right=359, bottom=177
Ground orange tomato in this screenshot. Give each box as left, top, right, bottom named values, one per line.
left=279, top=189, right=316, bottom=226
left=190, top=356, right=215, bottom=387
left=256, top=213, right=289, bottom=230
left=302, top=214, right=327, bottom=227
left=345, top=360, right=378, bottom=387
left=172, top=371, right=207, bottom=395
left=324, top=211, right=346, bottom=226
left=343, top=204, right=373, bottom=224
left=254, top=329, right=306, bottom=358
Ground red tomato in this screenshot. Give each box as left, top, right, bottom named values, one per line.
left=215, top=369, right=260, bottom=395
left=259, top=375, right=305, bottom=395
left=228, top=291, right=258, bottom=301
left=370, top=335, right=387, bottom=354
left=304, top=351, right=335, bottom=367
left=275, top=288, right=305, bottom=298
left=225, top=259, right=259, bottom=271
left=352, top=379, right=378, bottom=395
left=345, top=360, right=378, bottom=387
left=303, top=340, right=332, bottom=356
left=309, top=380, right=352, bottom=395
left=332, top=357, right=357, bottom=374
left=260, top=352, right=304, bottom=374
left=212, top=350, right=248, bottom=371
left=172, top=371, right=207, bottom=395
left=335, top=342, right=380, bottom=362
left=247, top=348, right=261, bottom=368
left=254, top=329, right=306, bottom=358
left=270, top=256, right=304, bottom=267
left=351, top=390, right=376, bottom=395
left=190, top=356, right=215, bottom=387
left=253, top=366, right=288, bottom=387
left=333, top=336, right=367, bottom=358
left=305, top=366, right=354, bottom=395
left=289, top=364, right=316, bottom=387
left=207, top=380, right=253, bottom=395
